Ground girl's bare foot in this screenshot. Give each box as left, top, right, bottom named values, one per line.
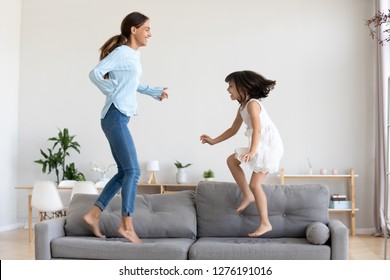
left=118, top=216, right=143, bottom=244
left=248, top=223, right=272, bottom=237
left=236, top=195, right=255, bottom=212
left=83, top=213, right=104, bottom=238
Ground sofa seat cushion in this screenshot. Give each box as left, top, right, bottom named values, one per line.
left=196, top=181, right=329, bottom=238
left=189, top=237, right=331, bottom=260
left=51, top=236, right=195, bottom=260
left=65, top=190, right=197, bottom=238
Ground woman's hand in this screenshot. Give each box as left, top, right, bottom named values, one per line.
left=158, top=87, right=168, bottom=101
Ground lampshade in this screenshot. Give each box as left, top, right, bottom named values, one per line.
left=146, top=160, right=160, bottom=172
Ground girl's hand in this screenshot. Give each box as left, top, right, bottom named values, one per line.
left=240, top=152, right=255, bottom=162
left=200, top=134, right=215, bottom=145
left=158, top=87, right=168, bottom=101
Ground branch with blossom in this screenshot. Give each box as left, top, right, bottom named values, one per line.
left=366, top=9, right=390, bottom=46
left=307, top=158, right=312, bottom=169
left=90, top=162, right=116, bottom=178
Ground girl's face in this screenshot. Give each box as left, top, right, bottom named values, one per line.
left=131, top=20, right=152, bottom=49
left=227, top=81, right=240, bottom=101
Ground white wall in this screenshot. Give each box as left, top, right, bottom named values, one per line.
left=0, top=0, right=21, bottom=230
left=14, top=0, right=377, bottom=232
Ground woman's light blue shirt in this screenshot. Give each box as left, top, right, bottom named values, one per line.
left=89, top=45, right=163, bottom=119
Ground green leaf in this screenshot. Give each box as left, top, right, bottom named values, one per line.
left=34, top=127, right=84, bottom=183
left=39, top=149, right=48, bottom=159
left=174, top=160, right=192, bottom=168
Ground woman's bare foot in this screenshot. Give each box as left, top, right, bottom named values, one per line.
left=118, top=216, right=143, bottom=244
left=248, top=223, right=272, bottom=237
left=83, top=213, right=104, bottom=238
left=236, top=195, right=255, bottom=212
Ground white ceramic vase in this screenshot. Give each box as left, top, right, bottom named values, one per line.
left=176, top=168, right=187, bottom=184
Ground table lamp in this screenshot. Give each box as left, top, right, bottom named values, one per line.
left=146, top=160, right=159, bottom=184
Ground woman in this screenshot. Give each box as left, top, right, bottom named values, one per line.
left=83, top=12, right=168, bottom=243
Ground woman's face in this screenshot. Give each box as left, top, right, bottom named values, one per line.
left=131, top=20, right=152, bottom=49
left=227, top=81, right=240, bottom=101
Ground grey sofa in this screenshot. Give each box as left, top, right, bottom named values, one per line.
left=35, top=181, right=348, bottom=260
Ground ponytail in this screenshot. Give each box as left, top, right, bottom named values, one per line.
left=98, top=12, right=149, bottom=60
left=99, top=34, right=127, bottom=60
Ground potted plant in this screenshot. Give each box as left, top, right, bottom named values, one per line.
left=174, top=160, right=192, bottom=184
left=35, top=128, right=86, bottom=184
left=203, top=169, right=215, bottom=181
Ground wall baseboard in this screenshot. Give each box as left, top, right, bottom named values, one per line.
left=356, top=228, right=376, bottom=235
left=0, top=223, right=19, bottom=232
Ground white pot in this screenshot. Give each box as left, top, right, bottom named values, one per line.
left=204, top=178, right=214, bottom=181
left=176, top=168, right=187, bottom=184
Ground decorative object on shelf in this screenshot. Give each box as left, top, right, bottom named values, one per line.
left=176, top=169, right=187, bottom=184
left=320, top=168, right=328, bottom=175
left=90, top=162, right=116, bottom=181
left=174, top=160, right=192, bottom=184
left=307, top=158, right=313, bottom=175
left=329, top=193, right=351, bottom=209
left=329, top=201, right=352, bottom=210
left=203, top=169, right=215, bottom=181
left=330, top=194, right=347, bottom=201
left=331, top=168, right=338, bottom=175
left=146, top=160, right=160, bottom=184
left=34, top=128, right=86, bottom=184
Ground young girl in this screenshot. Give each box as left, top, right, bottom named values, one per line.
left=83, top=12, right=168, bottom=243
left=200, top=70, right=283, bottom=237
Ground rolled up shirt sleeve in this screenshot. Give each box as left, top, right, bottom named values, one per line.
left=137, top=84, right=164, bottom=100
left=89, top=50, right=121, bottom=96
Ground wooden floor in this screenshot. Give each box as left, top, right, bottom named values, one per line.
left=0, top=228, right=388, bottom=260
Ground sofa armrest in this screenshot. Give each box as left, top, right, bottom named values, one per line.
left=328, top=219, right=348, bottom=260
left=35, top=217, right=66, bottom=260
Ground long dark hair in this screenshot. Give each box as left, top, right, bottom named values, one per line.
left=99, top=12, right=149, bottom=60
left=225, top=70, right=276, bottom=104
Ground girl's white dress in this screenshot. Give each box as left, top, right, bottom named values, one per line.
left=235, top=99, right=284, bottom=173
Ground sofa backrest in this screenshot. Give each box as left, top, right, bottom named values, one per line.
left=64, top=190, right=197, bottom=239
left=196, top=181, right=329, bottom=238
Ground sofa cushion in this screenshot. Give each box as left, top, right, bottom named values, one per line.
left=64, top=190, right=197, bottom=239
left=189, top=237, right=331, bottom=260
left=306, top=222, right=330, bottom=245
left=51, top=237, right=195, bottom=260
left=196, top=181, right=329, bottom=238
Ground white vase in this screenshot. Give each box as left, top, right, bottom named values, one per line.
left=204, top=178, right=214, bottom=181
left=176, top=168, right=187, bottom=184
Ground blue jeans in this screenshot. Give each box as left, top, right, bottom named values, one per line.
left=95, top=104, right=140, bottom=216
